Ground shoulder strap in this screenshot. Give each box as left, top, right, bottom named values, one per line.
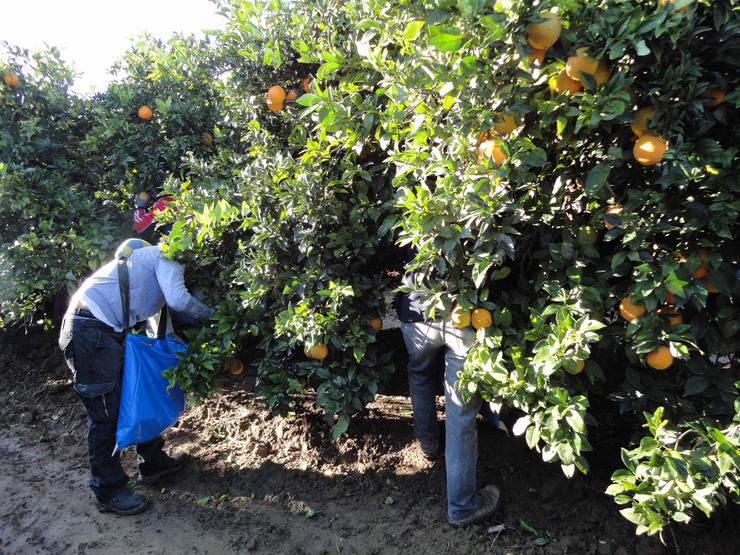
left=117, top=259, right=130, bottom=330
left=156, top=305, right=168, bottom=340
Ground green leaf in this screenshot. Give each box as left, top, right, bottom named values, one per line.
left=585, top=163, right=610, bottom=195
left=196, top=496, right=211, bottom=506
left=331, top=414, right=350, bottom=441
left=429, top=32, right=463, bottom=52
left=296, top=93, right=321, bottom=107
left=403, top=20, right=425, bottom=42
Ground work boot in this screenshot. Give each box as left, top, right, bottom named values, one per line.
left=96, top=489, right=149, bottom=515
left=139, top=452, right=190, bottom=485
left=448, top=484, right=502, bottom=527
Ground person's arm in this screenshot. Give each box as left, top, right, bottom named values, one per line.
left=154, top=257, right=213, bottom=323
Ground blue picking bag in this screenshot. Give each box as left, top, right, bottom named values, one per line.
left=115, top=332, right=186, bottom=451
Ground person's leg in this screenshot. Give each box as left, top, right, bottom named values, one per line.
left=401, top=321, right=445, bottom=457
left=137, top=435, right=189, bottom=485
left=62, top=317, right=148, bottom=514
left=442, top=322, right=483, bottom=522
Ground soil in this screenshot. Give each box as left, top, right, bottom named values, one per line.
left=0, top=328, right=736, bottom=555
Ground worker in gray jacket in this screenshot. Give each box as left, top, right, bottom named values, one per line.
left=58, top=239, right=212, bottom=515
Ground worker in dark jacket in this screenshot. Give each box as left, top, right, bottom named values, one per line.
left=58, top=239, right=212, bottom=515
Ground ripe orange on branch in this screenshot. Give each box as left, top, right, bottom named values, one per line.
left=137, top=105, right=153, bottom=120
left=304, top=344, right=329, bottom=361
left=492, top=113, right=518, bottom=135
left=619, top=296, right=646, bottom=321
left=225, top=358, right=244, bottom=376
left=527, top=48, right=546, bottom=65
left=451, top=306, right=471, bottom=328
left=477, top=138, right=506, bottom=166
left=603, top=204, right=623, bottom=230
left=471, top=308, right=493, bottom=330
left=267, top=85, right=286, bottom=104
left=646, top=346, right=673, bottom=370
left=200, top=132, right=214, bottom=146
left=526, top=12, right=561, bottom=50
left=3, top=72, right=20, bottom=87
left=554, top=69, right=582, bottom=96
left=633, top=134, right=666, bottom=165
left=565, top=48, right=599, bottom=81
left=701, top=89, right=725, bottom=107
left=369, top=317, right=383, bottom=332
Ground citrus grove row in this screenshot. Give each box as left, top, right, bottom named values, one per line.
left=1, top=0, right=738, bottom=537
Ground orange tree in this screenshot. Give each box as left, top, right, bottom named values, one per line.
left=0, top=44, right=126, bottom=325
left=160, top=0, right=398, bottom=439
left=159, top=0, right=738, bottom=536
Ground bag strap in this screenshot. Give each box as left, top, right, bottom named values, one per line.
left=156, top=305, right=168, bottom=340
left=117, top=259, right=130, bottom=330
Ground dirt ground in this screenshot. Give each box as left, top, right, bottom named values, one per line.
left=0, top=329, right=736, bottom=555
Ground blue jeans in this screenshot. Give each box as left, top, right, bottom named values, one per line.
left=401, top=320, right=482, bottom=522
left=59, top=313, right=166, bottom=500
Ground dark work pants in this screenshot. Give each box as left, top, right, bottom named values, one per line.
left=59, top=313, right=166, bottom=500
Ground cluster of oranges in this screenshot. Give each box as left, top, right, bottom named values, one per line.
left=450, top=306, right=493, bottom=330
left=618, top=249, right=714, bottom=371
left=265, top=77, right=310, bottom=113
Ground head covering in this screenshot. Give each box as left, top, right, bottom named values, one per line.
left=115, top=238, right=151, bottom=259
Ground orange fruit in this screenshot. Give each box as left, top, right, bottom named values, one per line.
left=225, top=358, right=244, bottom=376
left=633, top=134, right=667, bottom=165
left=267, top=85, right=286, bottom=104
left=3, top=72, right=20, bottom=87
left=137, top=191, right=150, bottom=202
left=526, top=12, right=561, bottom=50
left=286, top=90, right=298, bottom=102
left=692, top=249, right=708, bottom=278
left=369, top=317, right=383, bottom=332
left=477, top=138, right=506, bottom=166
left=471, top=308, right=493, bottom=330
left=304, top=344, right=328, bottom=361
left=656, top=306, right=683, bottom=326
left=200, top=132, right=214, bottom=146
left=451, top=306, right=471, bottom=329
left=527, top=48, right=546, bottom=65
left=137, top=105, right=153, bottom=120
left=565, top=47, right=599, bottom=81
left=619, top=295, right=646, bottom=321
left=554, top=69, right=582, bottom=96
left=492, top=113, right=518, bottom=135
left=592, top=61, right=611, bottom=87
left=267, top=100, right=283, bottom=113
left=301, top=76, right=312, bottom=92
left=703, top=278, right=719, bottom=294
left=701, top=89, right=725, bottom=108
left=646, top=346, right=673, bottom=370
left=574, top=359, right=585, bottom=374
left=603, top=204, right=623, bottom=230
left=630, top=107, right=656, bottom=137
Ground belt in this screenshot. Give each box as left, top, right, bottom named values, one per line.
left=73, top=301, right=95, bottom=318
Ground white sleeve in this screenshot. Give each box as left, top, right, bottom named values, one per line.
left=154, top=257, right=213, bottom=322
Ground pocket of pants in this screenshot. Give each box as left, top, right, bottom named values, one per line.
left=74, top=381, right=119, bottom=421
left=71, top=326, right=123, bottom=386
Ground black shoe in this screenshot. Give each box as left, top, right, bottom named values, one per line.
left=96, top=490, right=149, bottom=516
left=139, top=452, right=190, bottom=485
left=448, top=484, right=501, bottom=527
